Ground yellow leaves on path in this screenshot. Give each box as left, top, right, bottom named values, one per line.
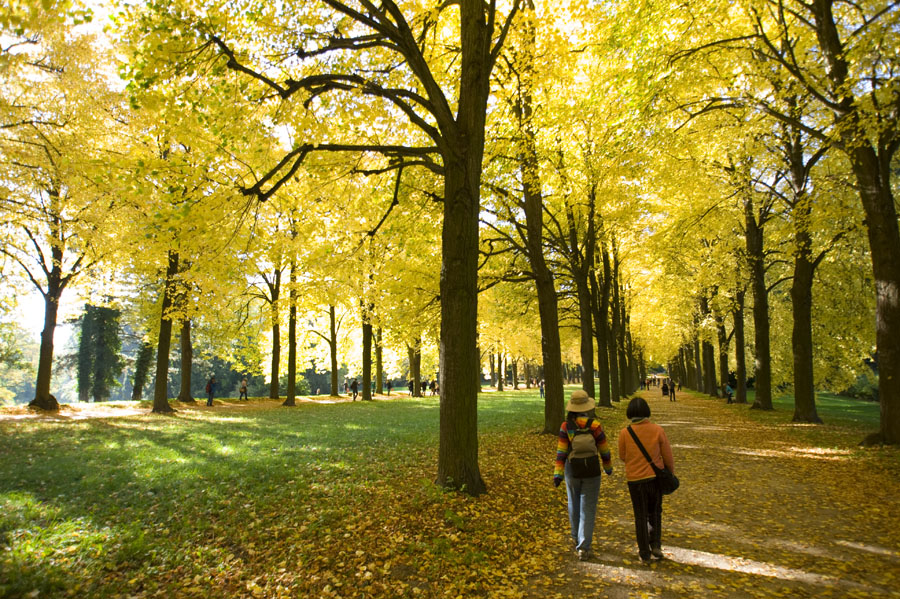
left=550, top=390, right=900, bottom=599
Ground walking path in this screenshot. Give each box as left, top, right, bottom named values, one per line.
left=542, top=389, right=900, bottom=598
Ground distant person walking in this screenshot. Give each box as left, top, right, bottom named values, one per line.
left=539, top=379, right=545, bottom=399
left=350, top=378, right=359, bottom=401
left=386, top=380, right=392, bottom=396
left=553, top=390, right=613, bottom=561
left=618, top=396, right=675, bottom=563
left=205, top=376, right=216, bottom=406
left=239, top=378, right=248, bottom=401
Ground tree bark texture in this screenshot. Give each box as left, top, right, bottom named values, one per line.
left=433, top=0, right=504, bottom=495
left=590, top=265, right=612, bottom=407
left=746, top=200, right=773, bottom=410
left=329, top=305, right=339, bottom=397
left=715, top=313, right=729, bottom=398
left=733, top=290, right=748, bottom=404
left=693, top=335, right=703, bottom=392
left=790, top=198, right=822, bottom=423
left=362, top=315, right=373, bottom=402
left=177, top=319, right=194, bottom=402
left=847, top=147, right=900, bottom=442
left=376, top=327, right=383, bottom=394
left=283, top=262, right=297, bottom=406
left=151, top=251, right=179, bottom=413
left=269, top=269, right=281, bottom=400
left=603, top=249, right=621, bottom=401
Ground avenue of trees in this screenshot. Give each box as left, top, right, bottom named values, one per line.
left=1, top=0, right=897, bottom=492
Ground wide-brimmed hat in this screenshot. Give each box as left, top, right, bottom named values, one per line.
left=566, top=389, right=595, bottom=413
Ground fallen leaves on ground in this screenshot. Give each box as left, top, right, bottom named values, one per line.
left=1, top=391, right=898, bottom=598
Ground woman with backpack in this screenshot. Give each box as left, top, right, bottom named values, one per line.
left=552, top=389, right=613, bottom=561
left=618, top=396, right=675, bottom=563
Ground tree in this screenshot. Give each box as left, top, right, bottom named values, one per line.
left=76, top=304, right=124, bottom=402
left=131, top=340, right=154, bottom=401
left=667, top=0, right=900, bottom=442
left=120, top=0, right=527, bottom=493
left=0, top=15, right=117, bottom=410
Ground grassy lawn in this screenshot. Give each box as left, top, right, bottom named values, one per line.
left=0, top=391, right=576, bottom=599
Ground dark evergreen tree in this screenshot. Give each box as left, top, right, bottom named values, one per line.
left=131, top=341, right=155, bottom=401
left=76, top=304, right=124, bottom=402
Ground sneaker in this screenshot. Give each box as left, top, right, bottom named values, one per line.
left=577, top=549, right=592, bottom=561
left=651, top=546, right=663, bottom=559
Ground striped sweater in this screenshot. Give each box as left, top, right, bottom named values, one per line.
left=554, top=417, right=613, bottom=483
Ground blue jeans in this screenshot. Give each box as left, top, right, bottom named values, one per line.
left=564, top=462, right=602, bottom=552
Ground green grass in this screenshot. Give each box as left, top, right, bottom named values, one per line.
left=724, top=389, right=882, bottom=428
left=0, top=392, right=553, bottom=598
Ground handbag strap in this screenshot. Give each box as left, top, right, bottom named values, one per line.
left=626, top=425, right=656, bottom=466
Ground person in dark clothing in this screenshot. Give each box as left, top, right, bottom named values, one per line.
left=239, top=378, right=248, bottom=401
left=206, top=376, right=216, bottom=406
left=350, top=378, right=359, bottom=401
left=386, top=380, right=392, bottom=396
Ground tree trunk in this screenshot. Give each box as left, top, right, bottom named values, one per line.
left=329, top=305, right=339, bottom=397
left=616, top=302, right=630, bottom=397
left=362, top=314, right=372, bottom=401
left=496, top=353, right=504, bottom=391
left=408, top=340, right=421, bottom=397
left=625, top=319, right=637, bottom=394
left=791, top=201, right=822, bottom=423
left=733, top=290, right=748, bottom=404
left=715, top=312, right=729, bottom=399
left=809, top=0, right=900, bottom=443
left=376, top=327, right=383, bottom=395
left=30, top=289, right=62, bottom=410
left=590, top=265, right=611, bottom=408
left=77, top=309, right=92, bottom=403
left=177, top=318, right=194, bottom=402
left=151, top=251, right=179, bottom=413
left=283, top=261, right=298, bottom=406
left=489, top=352, right=496, bottom=387
left=746, top=199, right=773, bottom=410
left=693, top=335, right=703, bottom=391
left=603, top=249, right=621, bottom=401
left=699, top=296, right=719, bottom=396
left=575, top=276, right=595, bottom=399
left=703, top=340, right=717, bottom=396
left=845, top=147, right=900, bottom=443
left=511, top=358, right=518, bottom=390
left=269, top=270, right=281, bottom=400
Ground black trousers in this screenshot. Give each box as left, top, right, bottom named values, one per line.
left=627, top=478, right=662, bottom=559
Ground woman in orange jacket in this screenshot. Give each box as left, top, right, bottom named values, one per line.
left=618, top=396, right=675, bottom=563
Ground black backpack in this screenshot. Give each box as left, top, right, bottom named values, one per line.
left=568, top=419, right=602, bottom=478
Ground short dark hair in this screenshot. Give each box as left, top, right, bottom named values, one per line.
left=626, top=396, right=651, bottom=419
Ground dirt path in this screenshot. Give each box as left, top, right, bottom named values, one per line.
left=540, top=390, right=900, bottom=599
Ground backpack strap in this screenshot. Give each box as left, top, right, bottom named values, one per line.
left=567, top=418, right=594, bottom=440
left=626, top=425, right=655, bottom=465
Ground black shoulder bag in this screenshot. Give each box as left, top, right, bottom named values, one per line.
left=626, top=426, right=679, bottom=495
